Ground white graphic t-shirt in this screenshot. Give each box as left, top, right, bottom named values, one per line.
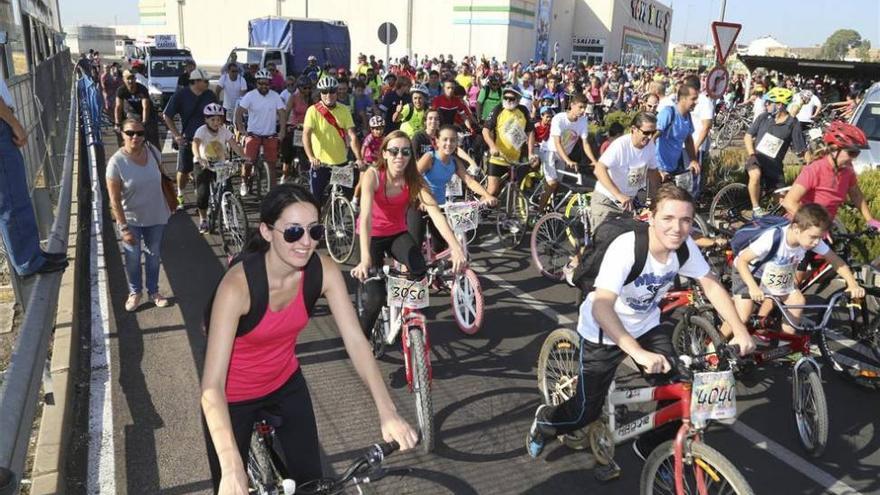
left=550, top=112, right=589, bottom=159
left=733, top=225, right=829, bottom=295
left=193, top=124, right=233, bottom=163
left=594, top=134, right=658, bottom=200
left=578, top=234, right=710, bottom=342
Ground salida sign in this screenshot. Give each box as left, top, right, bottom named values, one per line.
left=630, top=0, right=672, bottom=41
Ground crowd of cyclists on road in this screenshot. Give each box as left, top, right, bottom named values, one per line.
left=89, top=47, right=880, bottom=493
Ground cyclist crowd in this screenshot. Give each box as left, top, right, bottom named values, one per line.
left=95, top=49, right=880, bottom=494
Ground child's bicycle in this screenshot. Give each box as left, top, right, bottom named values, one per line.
left=356, top=266, right=435, bottom=452
left=537, top=333, right=754, bottom=494
left=203, top=158, right=249, bottom=258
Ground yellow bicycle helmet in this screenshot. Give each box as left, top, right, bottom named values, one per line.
left=763, top=87, right=793, bottom=104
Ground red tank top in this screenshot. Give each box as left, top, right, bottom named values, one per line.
left=369, top=168, right=410, bottom=237
left=225, top=273, right=309, bottom=403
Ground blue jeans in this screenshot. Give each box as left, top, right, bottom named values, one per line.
left=122, top=224, right=165, bottom=295
left=0, top=120, right=46, bottom=276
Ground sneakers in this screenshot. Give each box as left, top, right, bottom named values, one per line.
left=150, top=293, right=170, bottom=308
left=240, top=181, right=249, bottom=197
left=526, top=405, right=550, bottom=458
left=125, top=292, right=142, bottom=312
left=752, top=206, right=766, bottom=218
left=176, top=194, right=185, bottom=211
left=199, top=220, right=209, bottom=234
left=563, top=259, right=578, bottom=287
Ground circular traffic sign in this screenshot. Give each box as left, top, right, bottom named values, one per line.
left=706, top=66, right=730, bottom=99
left=378, top=22, right=398, bottom=45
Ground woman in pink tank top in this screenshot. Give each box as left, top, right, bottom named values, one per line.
left=350, top=130, right=467, bottom=335
left=201, top=184, right=417, bottom=494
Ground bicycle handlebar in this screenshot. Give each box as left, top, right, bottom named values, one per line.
left=676, top=344, right=742, bottom=378
left=745, top=290, right=852, bottom=332
left=294, top=440, right=403, bottom=495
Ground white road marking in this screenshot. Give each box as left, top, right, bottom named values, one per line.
left=162, top=129, right=174, bottom=154
left=87, top=148, right=116, bottom=494
left=473, top=247, right=863, bottom=494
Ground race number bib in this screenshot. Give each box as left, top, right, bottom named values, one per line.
left=502, top=118, right=528, bottom=150
left=386, top=276, right=429, bottom=309
left=627, top=165, right=647, bottom=188
left=329, top=165, right=354, bottom=188
left=756, top=133, right=784, bottom=159
left=807, top=128, right=822, bottom=141
left=761, top=263, right=796, bottom=296
left=674, top=171, right=694, bottom=192
left=446, top=174, right=463, bottom=198
left=293, top=128, right=304, bottom=147
left=603, top=98, right=614, bottom=108
left=691, top=370, right=737, bottom=427
left=585, top=104, right=594, bottom=115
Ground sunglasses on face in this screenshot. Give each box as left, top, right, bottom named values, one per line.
left=320, top=89, right=336, bottom=95
left=636, top=128, right=657, bottom=137
left=844, top=147, right=861, bottom=157
left=123, top=129, right=145, bottom=137
left=270, top=223, right=325, bottom=243
left=385, top=146, right=413, bottom=157
left=502, top=96, right=517, bottom=102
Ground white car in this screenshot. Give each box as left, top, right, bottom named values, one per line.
left=851, top=82, right=880, bottom=174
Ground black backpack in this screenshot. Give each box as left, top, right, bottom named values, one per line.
left=203, top=251, right=324, bottom=337
left=571, top=217, right=690, bottom=296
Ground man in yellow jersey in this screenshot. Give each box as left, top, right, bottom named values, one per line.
left=303, top=75, right=364, bottom=204
left=481, top=85, right=538, bottom=196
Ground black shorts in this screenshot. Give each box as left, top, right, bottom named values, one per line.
left=176, top=144, right=195, bottom=173
left=487, top=162, right=509, bottom=178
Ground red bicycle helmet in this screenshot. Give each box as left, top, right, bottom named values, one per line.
left=823, top=121, right=869, bottom=149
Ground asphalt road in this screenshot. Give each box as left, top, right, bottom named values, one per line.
left=91, top=130, right=880, bottom=494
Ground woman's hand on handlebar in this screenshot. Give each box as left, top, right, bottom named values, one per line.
left=847, top=283, right=866, bottom=299
left=480, top=195, right=498, bottom=207
left=351, top=259, right=371, bottom=282
left=218, top=466, right=249, bottom=495
left=450, top=245, right=467, bottom=274
left=379, top=411, right=419, bottom=451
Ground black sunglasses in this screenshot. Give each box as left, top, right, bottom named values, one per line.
left=122, top=129, right=145, bottom=137
left=270, top=223, right=325, bottom=243
left=320, top=89, right=336, bottom=95
left=502, top=96, right=517, bottom=102
left=385, top=146, right=413, bottom=157
left=844, top=147, right=861, bottom=157
left=636, top=128, right=657, bottom=137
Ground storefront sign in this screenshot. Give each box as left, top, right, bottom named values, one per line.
left=572, top=37, right=605, bottom=47
left=630, top=0, right=671, bottom=41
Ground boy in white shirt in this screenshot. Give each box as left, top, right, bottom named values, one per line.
left=192, top=103, right=246, bottom=233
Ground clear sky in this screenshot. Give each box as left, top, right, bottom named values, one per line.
left=59, top=0, right=880, bottom=48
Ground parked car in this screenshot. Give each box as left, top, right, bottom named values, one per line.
left=851, top=82, right=880, bottom=174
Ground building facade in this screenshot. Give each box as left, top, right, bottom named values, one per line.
left=128, top=0, right=671, bottom=68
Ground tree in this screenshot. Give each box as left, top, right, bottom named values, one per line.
left=820, top=29, right=864, bottom=60
left=856, top=40, right=872, bottom=62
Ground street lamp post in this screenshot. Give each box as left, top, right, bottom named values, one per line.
left=177, top=0, right=185, bottom=47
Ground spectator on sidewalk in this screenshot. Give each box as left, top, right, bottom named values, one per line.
left=106, top=118, right=172, bottom=312
left=0, top=76, right=68, bottom=276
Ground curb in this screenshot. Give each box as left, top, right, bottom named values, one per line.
left=29, top=130, right=82, bottom=495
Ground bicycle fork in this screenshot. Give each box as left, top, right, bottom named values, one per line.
left=400, top=313, right=432, bottom=392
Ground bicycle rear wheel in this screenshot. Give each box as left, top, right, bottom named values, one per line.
left=495, top=184, right=529, bottom=248
left=220, top=191, right=249, bottom=257
left=323, top=195, right=356, bottom=263
left=793, top=364, right=829, bottom=457
left=640, top=440, right=755, bottom=495
left=408, top=328, right=434, bottom=453
left=451, top=269, right=483, bottom=334
left=530, top=213, right=576, bottom=281
left=536, top=328, right=589, bottom=450
left=709, top=182, right=751, bottom=231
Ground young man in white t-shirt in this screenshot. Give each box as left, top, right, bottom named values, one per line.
left=234, top=69, right=287, bottom=196
left=215, top=63, right=248, bottom=124
left=690, top=86, right=714, bottom=198
left=192, top=104, right=246, bottom=233
left=728, top=203, right=862, bottom=335
left=527, top=184, right=755, bottom=460
left=536, top=93, right=598, bottom=212
left=591, top=111, right=661, bottom=230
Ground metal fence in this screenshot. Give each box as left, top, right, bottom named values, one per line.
left=0, top=49, right=73, bottom=302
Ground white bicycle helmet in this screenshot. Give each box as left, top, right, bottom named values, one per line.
left=316, top=75, right=338, bottom=91
left=411, top=83, right=429, bottom=96
left=255, top=69, right=271, bottom=81
left=203, top=103, right=225, bottom=117
left=369, top=115, right=386, bottom=128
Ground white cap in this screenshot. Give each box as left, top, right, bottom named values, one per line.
left=189, top=68, right=208, bottom=81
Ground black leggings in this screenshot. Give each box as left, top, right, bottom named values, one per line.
left=535, top=322, right=680, bottom=453
left=360, top=231, right=427, bottom=336
left=195, top=168, right=216, bottom=211
left=203, top=369, right=322, bottom=493
left=406, top=208, right=446, bottom=254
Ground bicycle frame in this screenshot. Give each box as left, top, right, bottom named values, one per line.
left=601, top=380, right=692, bottom=447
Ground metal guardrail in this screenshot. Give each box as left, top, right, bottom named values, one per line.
left=0, top=63, right=79, bottom=495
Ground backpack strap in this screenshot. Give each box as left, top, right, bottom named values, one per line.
left=238, top=252, right=269, bottom=336
left=675, top=242, right=690, bottom=268
left=303, top=252, right=323, bottom=317
left=624, top=225, right=650, bottom=286
left=752, top=227, right=783, bottom=275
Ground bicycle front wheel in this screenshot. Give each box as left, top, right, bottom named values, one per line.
left=672, top=314, right=724, bottom=360
left=451, top=268, right=484, bottom=334
left=640, top=440, right=755, bottom=495
left=709, top=182, right=751, bottom=231
left=530, top=213, right=576, bottom=281
left=247, top=431, right=283, bottom=495
left=537, top=328, right=589, bottom=450
left=220, top=192, right=249, bottom=257
left=408, top=328, right=434, bottom=453
left=495, top=184, right=529, bottom=248
left=793, top=364, right=829, bottom=457
left=323, top=195, right=356, bottom=263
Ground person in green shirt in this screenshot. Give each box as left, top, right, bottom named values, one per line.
left=395, top=84, right=429, bottom=138
left=477, top=73, right=504, bottom=123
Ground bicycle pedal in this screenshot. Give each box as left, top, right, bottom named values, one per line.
left=594, top=459, right=621, bottom=482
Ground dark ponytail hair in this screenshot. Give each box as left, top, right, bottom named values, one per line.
left=243, top=184, right=320, bottom=254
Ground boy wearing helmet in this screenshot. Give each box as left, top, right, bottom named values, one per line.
left=192, top=103, right=246, bottom=232
left=394, top=84, right=429, bottom=137
left=744, top=87, right=809, bottom=216
left=234, top=69, right=287, bottom=196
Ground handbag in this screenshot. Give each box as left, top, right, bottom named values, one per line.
left=147, top=143, right=178, bottom=212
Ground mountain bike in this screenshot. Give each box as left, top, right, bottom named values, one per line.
left=356, top=266, right=435, bottom=452
left=492, top=158, right=534, bottom=248
left=321, top=163, right=357, bottom=264
left=707, top=182, right=789, bottom=231
left=421, top=201, right=484, bottom=334
left=537, top=333, right=753, bottom=494
left=204, top=158, right=249, bottom=258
